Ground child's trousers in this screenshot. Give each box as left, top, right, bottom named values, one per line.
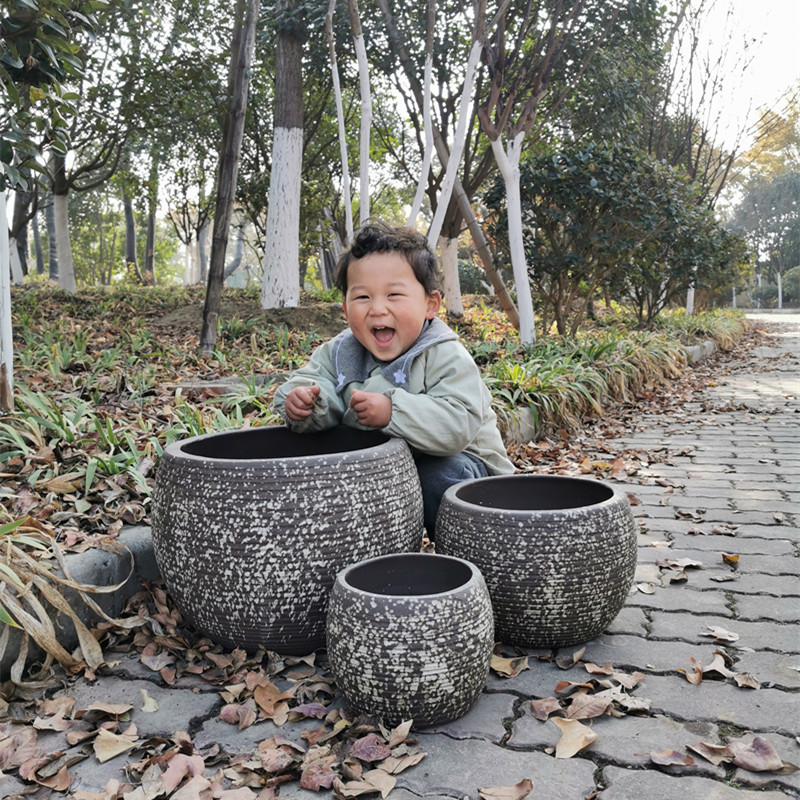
left=412, top=451, right=488, bottom=539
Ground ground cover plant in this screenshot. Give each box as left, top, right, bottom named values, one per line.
left=0, top=286, right=760, bottom=796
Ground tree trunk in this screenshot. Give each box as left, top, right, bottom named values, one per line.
left=347, top=0, right=371, bottom=226
left=198, top=221, right=208, bottom=283
left=144, top=160, right=158, bottom=284
left=427, top=38, right=482, bottom=247
left=326, top=0, right=354, bottom=242
left=123, top=193, right=144, bottom=284
left=51, top=154, right=77, bottom=292
left=201, top=0, right=260, bottom=353
left=10, top=188, right=30, bottom=276
left=32, top=211, right=44, bottom=274
left=0, top=193, right=14, bottom=411
left=490, top=133, right=536, bottom=343
left=439, top=233, right=463, bottom=317
left=45, top=195, right=58, bottom=280
left=261, top=0, right=303, bottom=309
left=223, top=224, right=246, bottom=281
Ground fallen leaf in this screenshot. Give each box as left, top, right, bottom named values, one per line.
left=710, top=573, right=740, bottom=582
left=378, top=751, right=426, bottom=774
left=140, top=689, right=159, bottom=713
left=348, top=733, right=391, bottom=763
left=687, top=741, right=733, bottom=766
left=87, top=702, right=134, bottom=717
left=583, top=662, right=614, bottom=676
left=93, top=727, right=139, bottom=763
left=702, top=652, right=737, bottom=680
left=701, top=625, right=739, bottom=642
left=551, top=718, right=598, bottom=758
left=556, top=647, right=586, bottom=669
left=729, top=736, right=787, bottom=772
left=564, top=690, right=612, bottom=720
left=491, top=653, right=530, bottom=678
left=721, top=553, right=739, bottom=568
left=161, top=753, right=206, bottom=793
left=646, top=749, right=696, bottom=766
left=478, top=778, right=534, bottom=800
left=733, top=673, right=761, bottom=689
left=530, top=697, right=562, bottom=721
left=387, top=719, right=413, bottom=748
left=677, top=656, right=703, bottom=685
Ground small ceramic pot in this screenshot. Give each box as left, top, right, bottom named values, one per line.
left=326, top=553, right=494, bottom=728
left=151, top=426, right=424, bottom=654
left=436, top=474, right=637, bottom=648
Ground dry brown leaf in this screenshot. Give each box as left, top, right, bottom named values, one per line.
left=378, top=751, right=426, bottom=774
left=161, top=753, right=206, bottom=794
left=552, top=718, right=598, bottom=758
left=530, top=697, right=562, bottom=721
left=556, top=647, right=586, bottom=669
left=721, top=553, right=739, bottom=568
left=387, top=719, right=413, bottom=748
left=564, top=691, right=613, bottom=720
left=733, top=673, right=761, bottom=689
left=701, top=625, right=739, bottom=642
left=93, top=727, right=139, bottom=763
left=219, top=700, right=257, bottom=730
left=646, top=749, right=695, bottom=766
left=491, top=653, right=530, bottom=677
left=478, top=778, right=534, bottom=800
left=87, top=702, right=134, bottom=717
left=170, top=774, right=213, bottom=800
left=702, top=652, right=737, bottom=680
left=676, top=656, right=703, bottom=685
left=348, top=733, right=391, bottom=763
left=729, top=736, right=790, bottom=773
left=583, top=662, right=614, bottom=675
left=687, top=741, right=734, bottom=766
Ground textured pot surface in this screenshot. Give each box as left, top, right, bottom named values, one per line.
left=436, top=474, right=637, bottom=648
left=152, top=426, right=423, bottom=654
left=326, top=553, right=494, bottom=728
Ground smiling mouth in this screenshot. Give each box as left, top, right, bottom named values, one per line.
left=373, top=326, right=395, bottom=345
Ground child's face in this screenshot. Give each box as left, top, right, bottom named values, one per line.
left=342, top=251, right=441, bottom=362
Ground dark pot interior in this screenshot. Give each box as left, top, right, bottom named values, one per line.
left=344, top=555, right=472, bottom=596
left=455, top=475, right=614, bottom=511
left=180, top=425, right=389, bottom=460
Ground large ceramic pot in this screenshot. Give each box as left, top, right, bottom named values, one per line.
left=151, top=426, right=424, bottom=655
left=436, top=474, right=637, bottom=648
left=326, top=553, right=493, bottom=728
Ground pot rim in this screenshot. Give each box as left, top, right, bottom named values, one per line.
left=335, top=552, right=482, bottom=599
left=162, top=425, right=401, bottom=466
left=441, top=473, right=626, bottom=514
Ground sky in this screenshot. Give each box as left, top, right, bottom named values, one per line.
left=697, top=0, right=800, bottom=150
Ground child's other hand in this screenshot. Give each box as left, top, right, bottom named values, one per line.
left=285, top=385, right=320, bottom=420
left=349, top=390, right=391, bottom=428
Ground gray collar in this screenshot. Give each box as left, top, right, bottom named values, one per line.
left=331, top=317, right=458, bottom=394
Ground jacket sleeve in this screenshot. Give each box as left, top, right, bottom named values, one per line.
left=272, top=341, right=347, bottom=432
left=382, top=343, right=484, bottom=456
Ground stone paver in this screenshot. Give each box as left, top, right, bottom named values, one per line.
left=2, top=311, right=798, bottom=800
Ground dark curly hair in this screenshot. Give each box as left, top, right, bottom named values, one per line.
left=334, top=220, right=440, bottom=295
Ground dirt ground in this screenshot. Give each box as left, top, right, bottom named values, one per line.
left=155, top=300, right=350, bottom=339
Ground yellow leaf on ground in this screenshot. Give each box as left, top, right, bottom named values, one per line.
left=551, top=718, right=598, bottom=758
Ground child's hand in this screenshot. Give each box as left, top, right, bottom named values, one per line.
left=285, top=385, right=321, bottom=420
left=349, top=390, right=392, bottom=428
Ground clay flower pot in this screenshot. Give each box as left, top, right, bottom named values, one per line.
left=151, top=426, right=423, bottom=655
left=326, top=553, right=494, bottom=728
left=436, top=474, right=637, bottom=648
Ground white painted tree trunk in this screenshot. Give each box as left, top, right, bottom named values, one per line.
left=490, top=132, right=536, bottom=344
left=9, top=240, right=23, bottom=285
left=53, top=193, right=77, bottom=293
left=326, top=0, right=354, bottom=242
left=348, top=0, right=371, bottom=226
left=407, top=39, right=434, bottom=227
left=777, top=270, right=783, bottom=309
left=685, top=264, right=698, bottom=315
left=0, top=192, right=13, bottom=410
left=262, top=127, right=303, bottom=308
left=427, top=39, right=482, bottom=247
left=439, top=234, right=463, bottom=316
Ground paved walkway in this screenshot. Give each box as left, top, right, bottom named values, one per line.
left=2, top=312, right=798, bottom=799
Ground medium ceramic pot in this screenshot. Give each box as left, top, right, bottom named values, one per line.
left=326, top=553, right=494, bottom=728
left=436, top=474, right=637, bottom=648
left=151, top=426, right=424, bottom=655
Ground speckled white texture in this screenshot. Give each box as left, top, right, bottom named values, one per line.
left=151, top=430, right=424, bottom=654
left=326, top=555, right=494, bottom=728
left=436, top=475, right=637, bottom=648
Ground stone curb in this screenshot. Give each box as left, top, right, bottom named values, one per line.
left=0, top=526, right=159, bottom=679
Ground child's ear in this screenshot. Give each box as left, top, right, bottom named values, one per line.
left=341, top=300, right=349, bottom=321
left=425, top=290, right=442, bottom=319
